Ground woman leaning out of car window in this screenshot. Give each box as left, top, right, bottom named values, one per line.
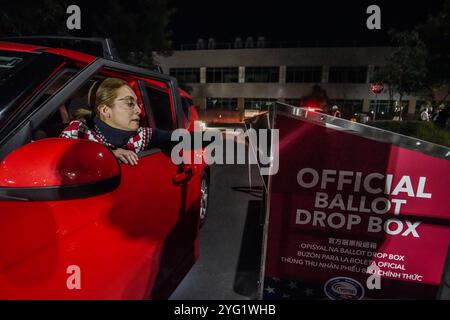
left=60, top=77, right=172, bottom=166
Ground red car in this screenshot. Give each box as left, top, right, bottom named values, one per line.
left=0, top=41, right=209, bottom=299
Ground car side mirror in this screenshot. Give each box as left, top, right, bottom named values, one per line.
left=0, top=138, right=121, bottom=201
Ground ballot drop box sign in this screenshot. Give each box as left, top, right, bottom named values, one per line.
left=262, top=107, right=450, bottom=300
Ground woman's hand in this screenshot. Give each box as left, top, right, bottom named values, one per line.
left=112, top=148, right=139, bottom=166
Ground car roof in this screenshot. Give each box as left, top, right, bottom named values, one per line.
left=0, top=41, right=96, bottom=64
left=0, top=41, right=46, bottom=52
left=0, top=41, right=192, bottom=98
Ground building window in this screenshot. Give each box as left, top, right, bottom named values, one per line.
left=328, top=99, right=364, bottom=119
left=206, top=67, right=239, bottom=83
left=244, top=98, right=277, bottom=110
left=206, top=98, right=238, bottom=110
left=286, top=66, right=322, bottom=83
left=328, top=66, right=368, bottom=83
left=169, top=68, right=200, bottom=83
left=245, top=67, right=279, bottom=83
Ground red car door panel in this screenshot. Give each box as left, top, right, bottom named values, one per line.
left=0, top=153, right=198, bottom=299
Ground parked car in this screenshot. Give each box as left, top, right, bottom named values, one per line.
left=0, top=40, right=209, bottom=299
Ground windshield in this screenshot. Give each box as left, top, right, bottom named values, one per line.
left=0, top=51, right=34, bottom=84
left=0, top=49, right=64, bottom=131
left=0, top=56, right=23, bottom=75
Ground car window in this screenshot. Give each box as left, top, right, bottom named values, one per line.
left=181, top=97, right=191, bottom=122
left=0, top=62, right=173, bottom=161
left=141, top=84, right=174, bottom=130
left=0, top=69, right=77, bottom=161
left=32, top=68, right=156, bottom=142
left=31, top=71, right=80, bottom=140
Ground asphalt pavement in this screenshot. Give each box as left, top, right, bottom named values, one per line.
left=170, top=137, right=265, bottom=300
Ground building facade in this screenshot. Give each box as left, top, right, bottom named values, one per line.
left=155, top=45, right=434, bottom=119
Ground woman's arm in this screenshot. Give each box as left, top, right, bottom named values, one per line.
left=112, top=148, right=139, bottom=166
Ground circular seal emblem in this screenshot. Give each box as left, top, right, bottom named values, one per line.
left=324, top=277, right=365, bottom=300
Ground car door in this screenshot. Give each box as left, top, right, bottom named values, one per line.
left=0, top=58, right=198, bottom=299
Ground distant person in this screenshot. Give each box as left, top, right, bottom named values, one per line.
left=420, top=108, right=430, bottom=121
left=393, top=106, right=402, bottom=121
left=331, top=105, right=341, bottom=118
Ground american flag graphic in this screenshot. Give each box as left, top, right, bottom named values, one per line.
left=262, top=277, right=325, bottom=300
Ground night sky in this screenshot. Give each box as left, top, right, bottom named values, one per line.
left=169, top=0, right=445, bottom=44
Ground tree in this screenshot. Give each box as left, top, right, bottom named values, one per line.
left=372, top=0, right=450, bottom=113
left=371, top=30, right=428, bottom=114
left=301, top=84, right=329, bottom=109
left=417, top=0, right=450, bottom=107
left=0, top=0, right=174, bottom=66
left=73, top=0, right=174, bottom=67
left=0, top=1, right=70, bottom=36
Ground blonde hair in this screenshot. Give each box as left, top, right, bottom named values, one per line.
left=75, top=77, right=129, bottom=122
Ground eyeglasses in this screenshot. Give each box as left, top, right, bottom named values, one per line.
left=117, top=98, right=142, bottom=110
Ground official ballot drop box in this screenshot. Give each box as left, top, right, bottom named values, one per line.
left=245, top=103, right=450, bottom=300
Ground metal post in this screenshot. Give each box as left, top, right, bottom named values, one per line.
left=247, top=123, right=253, bottom=190
left=373, top=94, right=378, bottom=121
